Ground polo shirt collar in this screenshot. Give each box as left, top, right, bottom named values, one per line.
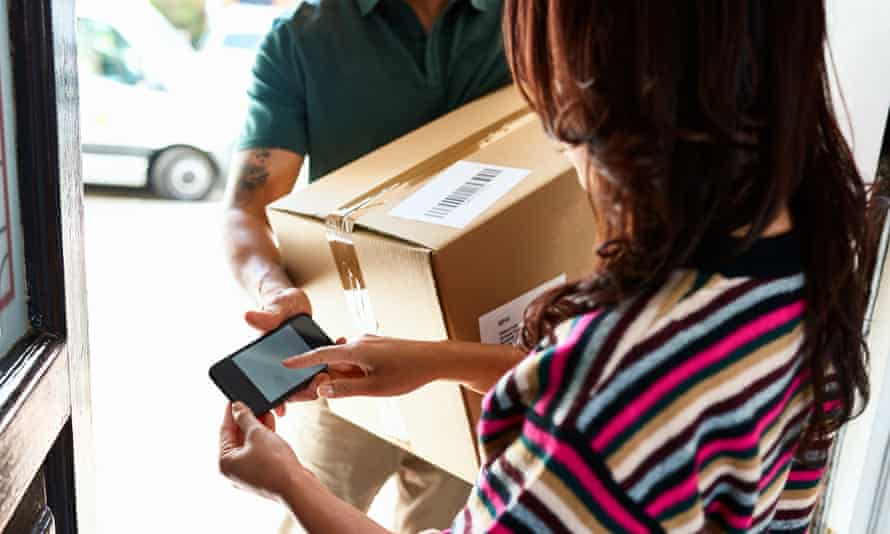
left=357, top=0, right=491, bottom=17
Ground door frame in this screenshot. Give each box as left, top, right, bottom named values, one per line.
left=0, top=0, right=93, bottom=531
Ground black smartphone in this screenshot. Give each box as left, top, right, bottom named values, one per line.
left=209, top=314, right=331, bottom=415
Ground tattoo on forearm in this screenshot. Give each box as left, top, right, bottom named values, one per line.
left=233, top=149, right=271, bottom=205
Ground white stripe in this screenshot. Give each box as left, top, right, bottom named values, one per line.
left=752, top=464, right=790, bottom=517
left=513, top=366, right=530, bottom=405
left=525, top=474, right=592, bottom=532
left=552, top=308, right=623, bottom=425
left=494, top=350, right=538, bottom=411
left=702, top=480, right=760, bottom=508
left=667, top=514, right=707, bottom=534
left=749, top=509, right=776, bottom=534
left=494, top=370, right=513, bottom=411
left=775, top=492, right=820, bottom=511
left=594, top=289, right=669, bottom=389
left=770, top=515, right=814, bottom=531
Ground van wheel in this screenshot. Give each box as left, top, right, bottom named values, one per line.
left=150, top=146, right=216, bottom=201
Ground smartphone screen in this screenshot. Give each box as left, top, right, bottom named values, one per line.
left=231, top=325, right=315, bottom=403
left=210, top=315, right=330, bottom=414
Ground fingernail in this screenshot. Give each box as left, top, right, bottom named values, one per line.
left=318, top=384, right=334, bottom=398
left=232, top=402, right=244, bottom=414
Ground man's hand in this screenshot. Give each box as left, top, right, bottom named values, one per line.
left=244, top=284, right=313, bottom=417
left=218, top=402, right=309, bottom=503
left=244, top=286, right=312, bottom=333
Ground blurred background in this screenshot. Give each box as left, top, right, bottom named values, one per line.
left=78, top=1, right=396, bottom=532
left=78, top=0, right=293, bottom=201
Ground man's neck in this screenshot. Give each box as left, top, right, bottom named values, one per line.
left=405, top=0, right=451, bottom=32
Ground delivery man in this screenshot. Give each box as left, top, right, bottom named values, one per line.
left=222, top=0, right=511, bottom=532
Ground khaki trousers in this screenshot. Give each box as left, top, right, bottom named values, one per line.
left=278, top=400, right=471, bottom=534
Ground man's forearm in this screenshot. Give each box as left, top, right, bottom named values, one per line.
left=222, top=148, right=304, bottom=302
left=224, top=207, right=293, bottom=303
left=283, top=468, right=392, bottom=534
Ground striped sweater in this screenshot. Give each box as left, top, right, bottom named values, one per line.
left=446, top=233, right=829, bottom=533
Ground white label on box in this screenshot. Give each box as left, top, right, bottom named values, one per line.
left=389, top=161, right=531, bottom=229
left=479, top=274, right=567, bottom=345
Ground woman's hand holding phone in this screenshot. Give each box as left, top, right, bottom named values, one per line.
left=219, top=401, right=394, bottom=534
left=219, top=401, right=307, bottom=501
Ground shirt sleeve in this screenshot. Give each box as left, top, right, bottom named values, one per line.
left=236, top=17, right=309, bottom=155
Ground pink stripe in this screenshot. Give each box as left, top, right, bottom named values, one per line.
left=758, top=449, right=795, bottom=491
left=534, top=312, right=600, bottom=416
left=706, top=499, right=754, bottom=529
left=488, top=524, right=514, bottom=534
left=478, top=474, right=507, bottom=513
left=788, top=468, right=825, bottom=483
left=642, top=472, right=699, bottom=519
left=478, top=413, right=525, bottom=438
left=523, top=420, right=650, bottom=533
left=645, top=372, right=805, bottom=517
left=822, top=399, right=842, bottom=413
left=594, top=301, right=804, bottom=450
left=482, top=384, right=499, bottom=413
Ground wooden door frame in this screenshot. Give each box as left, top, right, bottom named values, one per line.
left=0, top=0, right=93, bottom=531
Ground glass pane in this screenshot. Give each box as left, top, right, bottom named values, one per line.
left=222, top=33, right=263, bottom=50
left=76, top=17, right=146, bottom=86
left=0, top=0, right=32, bottom=356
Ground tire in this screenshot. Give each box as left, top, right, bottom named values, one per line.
left=149, top=146, right=217, bottom=201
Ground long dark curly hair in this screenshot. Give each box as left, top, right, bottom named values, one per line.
left=506, top=1, right=876, bottom=446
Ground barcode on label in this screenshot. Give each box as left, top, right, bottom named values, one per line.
left=498, top=318, right=521, bottom=345
left=424, top=168, right=502, bottom=219
left=479, top=274, right=567, bottom=346
left=389, top=161, right=531, bottom=229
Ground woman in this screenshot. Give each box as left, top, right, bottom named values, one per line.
left=217, top=1, right=875, bottom=532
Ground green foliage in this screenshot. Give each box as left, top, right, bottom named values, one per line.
left=150, top=0, right=207, bottom=47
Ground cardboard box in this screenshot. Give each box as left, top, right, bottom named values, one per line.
left=268, top=87, right=597, bottom=483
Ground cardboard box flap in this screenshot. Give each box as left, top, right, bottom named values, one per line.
left=268, top=86, right=527, bottom=221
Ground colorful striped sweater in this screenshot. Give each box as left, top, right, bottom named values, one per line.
left=446, top=233, right=829, bottom=533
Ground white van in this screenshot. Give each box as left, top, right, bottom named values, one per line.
left=77, top=0, right=238, bottom=200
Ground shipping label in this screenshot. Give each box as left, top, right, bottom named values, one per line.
left=479, top=274, right=567, bottom=345
left=389, top=161, right=531, bottom=229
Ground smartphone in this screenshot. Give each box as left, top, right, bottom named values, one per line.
left=209, top=314, right=331, bottom=415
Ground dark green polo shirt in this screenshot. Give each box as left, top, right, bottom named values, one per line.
left=237, top=0, right=512, bottom=181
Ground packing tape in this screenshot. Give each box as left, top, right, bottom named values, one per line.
left=323, top=110, right=535, bottom=338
